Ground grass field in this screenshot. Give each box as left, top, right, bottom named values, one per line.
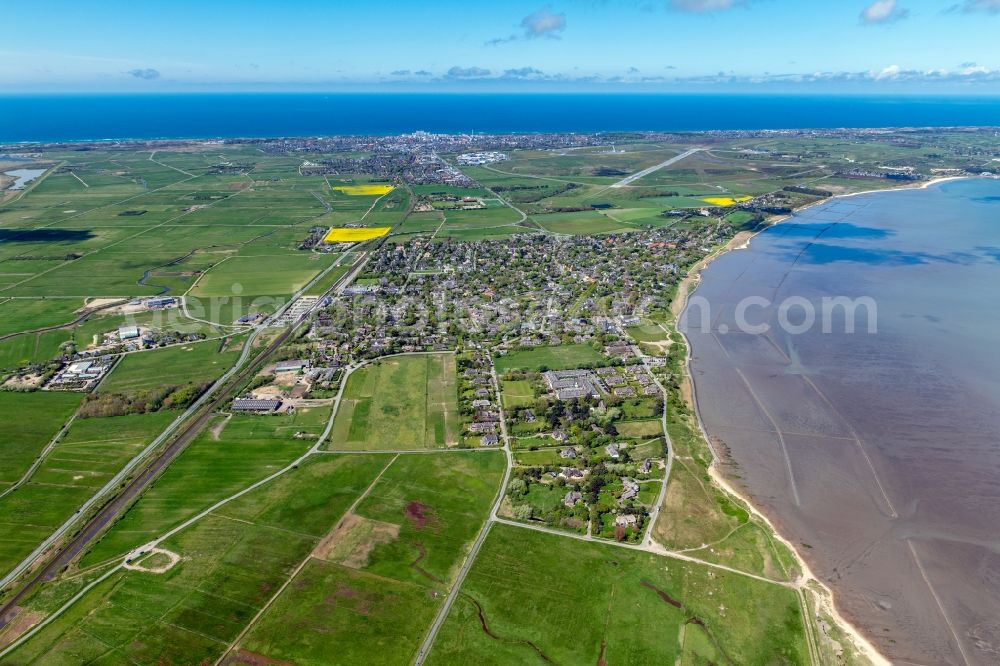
left=99, top=338, right=242, bottom=395
left=303, top=264, right=350, bottom=296
left=500, top=380, right=534, bottom=409
left=0, top=328, right=72, bottom=370
left=238, top=558, right=437, bottom=666
left=532, top=211, right=632, bottom=235
left=513, top=448, right=565, bottom=466
left=0, top=411, right=175, bottom=580
left=426, top=524, right=809, bottom=665
left=235, top=452, right=505, bottom=665
left=3, top=451, right=503, bottom=665
left=191, top=253, right=337, bottom=298
left=0, top=391, right=81, bottom=486
left=78, top=410, right=326, bottom=567
left=3, top=454, right=394, bottom=665
left=494, top=344, right=606, bottom=373
left=329, top=354, right=459, bottom=450
left=614, top=418, right=664, bottom=439
left=0, top=298, right=83, bottom=337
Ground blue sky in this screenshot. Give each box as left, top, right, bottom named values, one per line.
left=4, top=0, right=1000, bottom=93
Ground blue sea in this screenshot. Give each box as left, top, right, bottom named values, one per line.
left=2, top=93, right=1000, bottom=142
left=684, top=178, right=1000, bottom=664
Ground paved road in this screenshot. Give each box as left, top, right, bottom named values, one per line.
left=1, top=186, right=416, bottom=612
left=0, top=349, right=452, bottom=659
left=0, top=251, right=362, bottom=615
left=490, top=517, right=794, bottom=588
left=413, top=361, right=513, bottom=665
left=609, top=148, right=703, bottom=189
left=630, top=340, right=674, bottom=548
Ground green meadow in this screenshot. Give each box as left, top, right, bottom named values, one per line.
left=493, top=343, right=606, bottom=373
left=0, top=391, right=81, bottom=486
left=99, top=338, right=242, bottom=395
left=2, top=454, right=393, bottom=665
left=238, top=451, right=505, bottom=665
left=0, top=411, right=175, bottom=580
left=78, top=409, right=328, bottom=567
left=329, top=353, right=459, bottom=450
left=426, top=524, right=809, bottom=665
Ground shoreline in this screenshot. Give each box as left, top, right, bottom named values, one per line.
left=3, top=124, right=1000, bottom=148
left=666, top=177, right=972, bottom=665
left=670, top=175, right=971, bottom=321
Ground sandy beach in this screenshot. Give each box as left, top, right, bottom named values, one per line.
left=671, top=231, right=890, bottom=666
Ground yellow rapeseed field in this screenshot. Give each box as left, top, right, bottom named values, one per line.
left=702, top=195, right=753, bottom=206
left=331, top=184, right=395, bottom=196
left=323, top=227, right=392, bottom=243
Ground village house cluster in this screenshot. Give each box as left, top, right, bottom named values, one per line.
left=304, top=221, right=727, bottom=366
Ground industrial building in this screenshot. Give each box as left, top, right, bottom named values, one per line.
left=232, top=398, right=282, bottom=413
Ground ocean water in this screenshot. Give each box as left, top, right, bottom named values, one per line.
left=682, top=178, right=1000, bottom=665
left=2, top=93, right=1000, bottom=143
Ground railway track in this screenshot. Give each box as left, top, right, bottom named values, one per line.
left=0, top=253, right=366, bottom=627
left=0, top=185, right=412, bottom=629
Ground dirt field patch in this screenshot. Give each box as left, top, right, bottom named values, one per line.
left=313, top=513, right=401, bottom=569
left=0, top=608, right=45, bottom=649
left=123, top=547, right=181, bottom=574
left=209, top=414, right=231, bottom=440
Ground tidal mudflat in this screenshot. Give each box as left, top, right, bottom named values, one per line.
left=683, top=178, right=1000, bottom=665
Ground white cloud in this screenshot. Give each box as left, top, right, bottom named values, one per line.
left=875, top=64, right=902, bottom=79
left=488, top=7, right=566, bottom=45
left=661, top=64, right=1000, bottom=86
left=127, top=68, right=160, bottom=80
left=860, top=0, right=909, bottom=24
left=444, top=66, right=492, bottom=79
left=521, top=8, right=567, bottom=37
left=502, top=67, right=546, bottom=79
left=952, top=0, right=1000, bottom=12
left=377, top=62, right=1000, bottom=89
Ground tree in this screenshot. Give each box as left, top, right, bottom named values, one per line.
left=507, top=478, right=528, bottom=496
left=512, top=504, right=534, bottom=521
